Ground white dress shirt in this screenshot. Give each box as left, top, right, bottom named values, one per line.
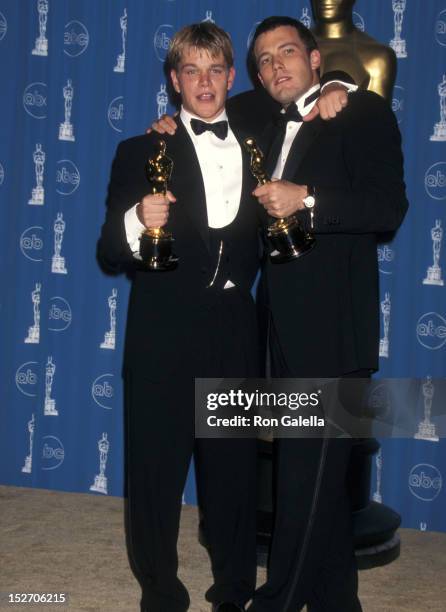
left=180, top=106, right=242, bottom=229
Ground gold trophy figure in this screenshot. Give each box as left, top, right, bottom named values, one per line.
left=244, top=137, right=315, bottom=263
left=311, top=0, right=396, bottom=101
left=140, top=140, right=178, bottom=270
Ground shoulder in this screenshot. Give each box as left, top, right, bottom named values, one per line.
left=116, top=130, right=185, bottom=160
left=362, top=44, right=397, bottom=81
left=371, top=43, right=396, bottom=64
left=341, top=89, right=394, bottom=123
left=359, top=33, right=396, bottom=63
left=347, top=89, right=387, bottom=107
left=117, top=132, right=172, bottom=153
left=353, top=30, right=396, bottom=60
left=228, top=116, right=254, bottom=142
left=227, top=88, right=279, bottom=137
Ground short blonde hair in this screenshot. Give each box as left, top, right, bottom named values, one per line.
left=167, top=22, right=234, bottom=71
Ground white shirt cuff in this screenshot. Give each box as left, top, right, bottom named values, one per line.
left=124, top=203, right=146, bottom=259
left=321, top=80, right=358, bottom=93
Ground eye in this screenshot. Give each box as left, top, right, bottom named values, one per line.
left=259, top=56, right=271, bottom=66
left=283, top=47, right=295, bottom=55
left=211, top=67, right=224, bottom=75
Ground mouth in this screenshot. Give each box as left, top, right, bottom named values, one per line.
left=197, top=92, right=215, bottom=102
left=274, top=76, right=292, bottom=87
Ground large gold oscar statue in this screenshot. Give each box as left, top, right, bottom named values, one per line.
left=311, top=0, right=396, bottom=100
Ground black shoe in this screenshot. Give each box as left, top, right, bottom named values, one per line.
left=212, top=604, right=245, bottom=612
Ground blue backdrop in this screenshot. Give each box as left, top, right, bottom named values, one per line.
left=0, top=1, right=445, bottom=533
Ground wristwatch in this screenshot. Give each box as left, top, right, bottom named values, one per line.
left=303, top=185, right=315, bottom=209
left=303, top=186, right=316, bottom=230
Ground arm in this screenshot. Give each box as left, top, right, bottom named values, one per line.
left=98, top=141, right=137, bottom=272
left=255, top=92, right=408, bottom=235
left=305, top=70, right=357, bottom=121
left=148, top=71, right=358, bottom=135
left=98, top=141, right=175, bottom=272
left=312, top=91, right=408, bottom=234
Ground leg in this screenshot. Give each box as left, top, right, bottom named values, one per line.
left=250, top=436, right=360, bottom=612
left=196, top=437, right=258, bottom=607
left=196, top=288, right=260, bottom=608
left=306, top=487, right=361, bottom=612
left=124, top=371, right=194, bottom=612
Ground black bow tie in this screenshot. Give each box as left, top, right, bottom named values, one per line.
left=279, top=104, right=304, bottom=125
left=190, top=118, right=228, bottom=140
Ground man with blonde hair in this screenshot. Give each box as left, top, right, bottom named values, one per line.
left=100, top=22, right=260, bottom=612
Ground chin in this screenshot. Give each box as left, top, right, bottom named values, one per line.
left=201, top=110, right=218, bottom=119
left=275, top=91, right=297, bottom=106
left=194, top=106, right=216, bottom=117
left=274, top=86, right=299, bottom=104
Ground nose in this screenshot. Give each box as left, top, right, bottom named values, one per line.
left=198, top=70, right=211, bottom=86
left=271, top=54, right=284, bottom=72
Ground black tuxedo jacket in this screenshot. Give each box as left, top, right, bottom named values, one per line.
left=98, top=117, right=260, bottom=375
left=261, top=90, right=409, bottom=377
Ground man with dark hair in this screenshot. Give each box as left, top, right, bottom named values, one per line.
left=250, top=15, right=320, bottom=60
left=246, top=16, right=408, bottom=612
left=99, top=22, right=260, bottom=612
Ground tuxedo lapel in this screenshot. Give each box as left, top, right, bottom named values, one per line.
left=231, top=123, right=255, bottom=216
left=266, top=123, right=285, bottom=178
left=173, top=122, right=210, bottom=252
left=281, top=118, right=323, bottom=181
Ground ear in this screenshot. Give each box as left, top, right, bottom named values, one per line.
left=257, top=72, right=265, bottom=89
left=227, top=66, right=236, bottom=91
left=170, top=68, right=181, bottom=94
left=310, top=49, right=321, bottom=71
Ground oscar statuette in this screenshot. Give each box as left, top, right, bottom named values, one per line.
left=243, top=137, right=315, bottom=263
left=140, top=140, right=178, bottom=270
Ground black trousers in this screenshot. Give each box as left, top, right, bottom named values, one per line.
left=250, top=320, right=363, bottom=612
left=124, top=288, right=259, bottom=611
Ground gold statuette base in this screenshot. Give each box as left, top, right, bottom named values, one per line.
left=268, top=216, right=315, bottom=264
left=140, top=229, right=178, bottom=271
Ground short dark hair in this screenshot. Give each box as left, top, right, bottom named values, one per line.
left=167, top=22, right=234, bottom=71
left=248, top=16, right=318, bottom=71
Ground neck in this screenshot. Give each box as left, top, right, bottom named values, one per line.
left=284, top=83, right=320, bottom=111
left=181, top=105, right=227, bottom=123
left=313, top=17, right=354, bottom=39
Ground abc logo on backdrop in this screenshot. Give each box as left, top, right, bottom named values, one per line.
left=20, top=226, right=44, bottom=262
left=153, top=24, right=173, bottom=62
left=64, top=20, right=89, bottom=57
left=23, top=82, right=47, bottom=119
left=416, top=312, right=446, bottom=350
left=409, top=464, right=442, bottom=502
left=378, top=244, right=395, bottom=275
left=92, top=374, right=114, bottom=410
left=0, top=11, right=7, bottom=42
left=436, top=9, right=446, bottom=47
left=107, top=96, right=124, bottom=133
left=424, top=162, right=446, bottom=200
left=15, top=362, right=38, bottom=397
left=56, top=159, right=80, bottom=196
left=48, top=297, right=72, bottom=332
left=391, top=85, right=404, bottom=124
left=42, top=436, right=65, bottom=471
